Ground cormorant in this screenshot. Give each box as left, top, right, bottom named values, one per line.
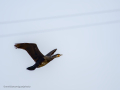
left=14, top=43, right=62, bottom=70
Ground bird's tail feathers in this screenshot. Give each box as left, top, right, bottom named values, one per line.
left=27, top=59, right=43, bottom=70
left=27, top=66, right=36, bottom=70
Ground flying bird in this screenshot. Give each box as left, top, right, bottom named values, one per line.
left=14, top=43, right=62, bottom=70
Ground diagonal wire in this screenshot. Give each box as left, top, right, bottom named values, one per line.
left=0, top=20, right=120, bottom=38
left=0, top=9, right=120, bottom=24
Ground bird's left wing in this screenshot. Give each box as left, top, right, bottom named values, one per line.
left=14, top=43, right=44, bottom=62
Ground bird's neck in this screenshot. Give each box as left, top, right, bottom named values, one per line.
left=44, top=56, right=52, bottom=60
left=51, top=55, right=57, bottom=59
left=44, top=55, right=56, bottom=61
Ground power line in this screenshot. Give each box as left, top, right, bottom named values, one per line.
left=0, top=20, right=120, bottom=38
left=0, top=9, right=120, bottom=24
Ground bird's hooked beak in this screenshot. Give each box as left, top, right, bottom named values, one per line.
left=57, top=54, right=62, bottom=57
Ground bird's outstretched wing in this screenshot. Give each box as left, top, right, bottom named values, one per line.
left=14, top=43, right=44, bottom=62
left=46, top=49, right=57, bottom=56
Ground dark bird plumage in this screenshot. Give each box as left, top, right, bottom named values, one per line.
left=14, top=43, right=62, bottom=70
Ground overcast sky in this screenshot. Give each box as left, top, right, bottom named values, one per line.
left=0, top=0, right=120, bottom=90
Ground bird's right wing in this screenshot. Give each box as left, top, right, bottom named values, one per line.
left=46, top=49, right=57, bottom=56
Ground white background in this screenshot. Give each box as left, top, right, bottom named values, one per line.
left=0, top=0, right=120, bottom=90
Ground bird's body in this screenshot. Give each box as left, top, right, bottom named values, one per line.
left=38, top=59, right=50, bottom=67
left=14, top=43, right=62, bottom=70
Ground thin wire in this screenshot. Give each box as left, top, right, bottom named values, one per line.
left=0, top=9, right=120, bottom=24
left=0, top=20, right=120, bottom=38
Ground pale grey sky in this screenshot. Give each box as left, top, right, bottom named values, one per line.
left=0, top=0, right=120, bottom=90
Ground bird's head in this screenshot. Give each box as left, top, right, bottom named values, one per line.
left=52, top=54, right=62, bottom=58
